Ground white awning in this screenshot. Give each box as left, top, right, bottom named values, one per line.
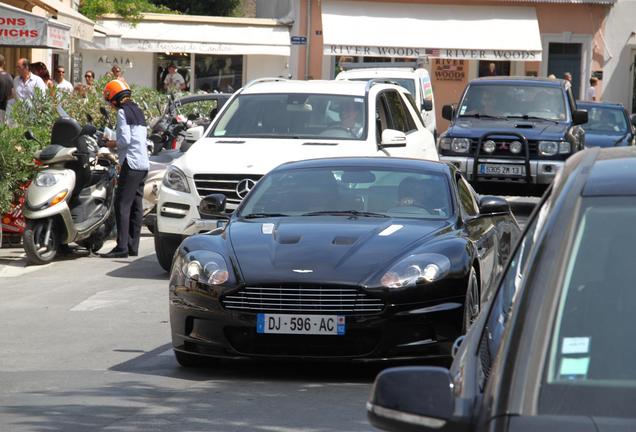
left=322, top=0, right=542, bottom=61
left=80, top=15, right=291, bottom=56
left=32, top=0, right=95, bottom=42
left=0, top=3, right=71, bottom=50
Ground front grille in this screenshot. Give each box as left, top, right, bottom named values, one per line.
left=222, top=285, right=385, bottom=315
left=193, top=174, right=262, bottom=207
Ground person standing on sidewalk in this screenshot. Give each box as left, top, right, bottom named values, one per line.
left=14, top=58, right=47, bottom=102
left=0, top=55, right=14, bottom=124
left=100, top=79, right=149, bottom=259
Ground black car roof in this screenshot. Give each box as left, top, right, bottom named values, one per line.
left=274, top=157, right=451, bottom=175
left=580, top=147, right=636, bottom=196
left=469, top=76, right=565, bottom=88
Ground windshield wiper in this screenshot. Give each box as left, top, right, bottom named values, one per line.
left=302, top=210, right=389, bottom=218
left=242, top=212, right=289, bottom=219
left=459, top=113, right=506, bottom=120
left=506, top=115, right=559, bottom=123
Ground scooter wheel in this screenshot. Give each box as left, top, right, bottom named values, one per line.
left=23, top=219, right=59, bottom=265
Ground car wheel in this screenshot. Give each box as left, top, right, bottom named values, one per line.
left=174, top=350, right=208, bottom=367
left=154, top=231, right=182, bottom=272
left=462, top=266, right=480, bottom=333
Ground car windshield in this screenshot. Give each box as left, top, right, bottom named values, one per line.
left=239, top=167, right=452, bottom=220
left=459, top=84, right=567, bottom=121
left=209, top=93, right=367, bottom=140
left=540, top=197, right=636, bottom=418
left=581, top=106, right=628, bottom=134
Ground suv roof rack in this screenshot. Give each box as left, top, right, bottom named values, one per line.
left=365, top=78, right=401, bottom=92
left=243, top=77, right=289, bottom=90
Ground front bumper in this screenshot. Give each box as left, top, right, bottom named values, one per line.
left=170, top=289, right=464, bottom=362
left=441, top=155, right=563, bottom=185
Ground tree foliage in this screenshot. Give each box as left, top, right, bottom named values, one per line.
left=79, top=0, right=174, bottom=22
left=148, top=0, right=241, bottom=16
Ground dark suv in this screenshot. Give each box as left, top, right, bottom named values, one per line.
left=438, top=77, right=588, bottom=194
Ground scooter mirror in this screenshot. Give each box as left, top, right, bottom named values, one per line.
left=24, top=130, right=35, bottom=141
left=86, top=113, right=94, bottom=123
left=100, top=106, right=109, bottom=117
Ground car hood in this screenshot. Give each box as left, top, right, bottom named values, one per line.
left=449, top=118, right=569, bottom=141
left=177, top=138, right=377, bottom=176
left=228, top=216, right=453, bottom=286
left=583, top=131, right=628, bottom=148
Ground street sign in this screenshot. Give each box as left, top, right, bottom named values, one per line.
left=291, top=36, right=307, bottom=45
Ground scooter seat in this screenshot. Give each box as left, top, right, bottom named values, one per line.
left=37, top=144, right=67, bottom=161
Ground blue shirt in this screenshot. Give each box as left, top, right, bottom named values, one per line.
left=116, top=107, right=149, bottom=171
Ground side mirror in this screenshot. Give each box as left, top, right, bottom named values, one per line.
left=572, top=109, right=588, bottom=126
left=478, top=195, right=510, bottom=215
left=421, top=99, right=433, bottom=112
left=24, top=130, right=36, bottom=141
left=199, top=194, right=228, bottom=218
left=380, top=129, right=407, bottom=148
left=368, top=366, right=464, bottom=432
left=442, top=105, right=455, bottom=121
left=185, top=125, right=204, bottom=143
left=631, top=114, right=636, bottom=127
left=99, top=106, right=109, bottom=117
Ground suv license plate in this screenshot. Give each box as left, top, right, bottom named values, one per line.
left=257, top=314, right=345, bottom=335
left=479, top=164, right=526, bottom=176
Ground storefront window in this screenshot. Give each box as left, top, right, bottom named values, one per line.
left=194, top=55, right=243, bottom=93
left=478, top=61, right=511, bottom=77
left=155, top=53, right=191, bottom=92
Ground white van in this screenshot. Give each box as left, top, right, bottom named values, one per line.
left=336, top=67, right=437, bottom=137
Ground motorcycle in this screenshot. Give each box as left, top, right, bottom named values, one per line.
left=22, top=109, right=117, bottom=265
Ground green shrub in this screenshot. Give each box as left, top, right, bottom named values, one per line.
left=0, top=84, right=166, bottom=213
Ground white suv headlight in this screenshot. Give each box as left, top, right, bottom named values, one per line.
left=538, top=141, right=559, bottom=156
left=163, top=165, right=190, bottom=193
left=451, top=138, right=471, bottom=153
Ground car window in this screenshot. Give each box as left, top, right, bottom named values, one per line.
left=210, top=93, right=367, bottom=140
left=384, top=90, right=411, bottom=133
left=459, top=84, right=566, bottom=121
left=239, top=167, right=452, bottom=220
left=456, top=176, right=479, bottom=217
left=540, top=197, right=636, bottom=417
left=375, top=94, right=390, bottom=142
left=477, top=195, right=550, bottom=390
left=581, top=106, right=628, bottom=134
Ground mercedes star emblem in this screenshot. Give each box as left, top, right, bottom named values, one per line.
left=236, top=178, right=256, bottom=199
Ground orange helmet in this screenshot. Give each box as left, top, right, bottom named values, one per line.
left=103, top=79, right=131, bottom=104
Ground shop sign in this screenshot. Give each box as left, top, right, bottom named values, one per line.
left=325, top=45, right=542, bottom=61
left=434, top=59, right=465, bottom=81
left=98, top=55, right=133, bottom=67
left=0, top=6, right=70, bottom=50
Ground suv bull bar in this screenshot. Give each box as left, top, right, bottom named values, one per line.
left=472, top=131, right=532, bottom=184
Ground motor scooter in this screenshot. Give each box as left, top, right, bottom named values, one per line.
left=22, top=110, right=117, bottom=265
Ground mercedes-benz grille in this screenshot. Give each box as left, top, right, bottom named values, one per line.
left=193, top=174, right=262, bottom=208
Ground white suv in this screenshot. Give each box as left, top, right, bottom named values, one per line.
left=155, top=78, right=438, bottom=270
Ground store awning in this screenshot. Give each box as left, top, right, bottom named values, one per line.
left=80, top=15, right=291, bottom=56
left=0, top=3, right=70, bottom=50
left=322, top=0, right=542, bottom=61
left=31, top=0, right=95, bottom=41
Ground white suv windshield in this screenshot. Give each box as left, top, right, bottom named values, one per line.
left=210, top=93, right=367, bottom=140
left=459, top=84, right=567, bottom=121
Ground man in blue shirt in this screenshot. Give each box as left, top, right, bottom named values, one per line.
left=101, top=79, right=149, bottom=259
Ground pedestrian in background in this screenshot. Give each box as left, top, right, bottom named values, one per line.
left=586, top=77, right=599, bottom=101
left=14, top=58, right=47, bottom=102
left=54, top=66, right=74, bottom=93
left=563, top=72, right=573, bottom=90
left=84, top=70, right=95, bottom=88
left=0, top=54, right=14, bottom=124
left=163, top=63, right=186, bottom=93
left=100, top=79, right=149, bottom=259
left=29, top=62, right=54, bottom=92
left=111, top=65, right=126, bottom=83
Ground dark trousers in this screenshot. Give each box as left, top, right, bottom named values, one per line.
left=115, top=161, right=147, bottom=253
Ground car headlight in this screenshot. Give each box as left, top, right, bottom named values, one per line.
left=538, top=141, right=559, bottom=156
left=162, top=165, right=190, bottom=193
left=438, top=136, right=451, bottom=150
left=380, top=253, right=451, bottom=289
left=35, top=172, right=60, bottom=187
left=451, top=138, right=471, bottom=153
left=183, top=251, right=229, bottom=286
left=558, top=141, right=571, bottom=154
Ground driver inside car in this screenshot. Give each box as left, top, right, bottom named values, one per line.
left=389, top=177, right=448, bottom=216
left=338, top=100, right=364, bottom=138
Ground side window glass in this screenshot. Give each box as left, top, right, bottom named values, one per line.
left=476, top=196, right=551, bottom=390
left=402, top=92, right=421, bottom=131
left=567, top=87, right=577, bottom=115
left=384, top=90, right=409, bottom=133
left=375, top=94, right=390, bottom=142
left=457, top=176, right=479, bottom=217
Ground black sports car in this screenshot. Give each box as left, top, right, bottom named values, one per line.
left=367, top=147, right=636, bottom=431
left=169, top=157, right=520, bottom=366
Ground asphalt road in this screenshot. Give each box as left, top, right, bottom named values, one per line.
left=0, top=198, right=537, bottom=432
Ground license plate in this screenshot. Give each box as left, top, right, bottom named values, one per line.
left=257, top=314, right=345, bottom=335
left=478, top=163, right=525, bottom=176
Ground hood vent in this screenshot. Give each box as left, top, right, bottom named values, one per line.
left=514, top=123, right=534, bottom=129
